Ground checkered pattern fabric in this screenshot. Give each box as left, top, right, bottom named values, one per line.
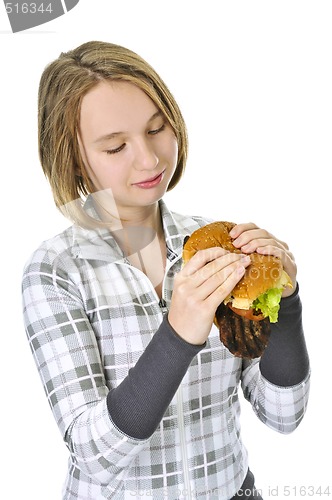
left=22, top=200, right=310, bottom=499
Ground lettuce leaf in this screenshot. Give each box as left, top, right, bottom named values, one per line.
left=252, top=288, right=283, bottom=323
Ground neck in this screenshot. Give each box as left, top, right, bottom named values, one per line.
left=98, top=201, right=164, bottom=256
left=98, top=200, right=167, bottom=294
left=117, top=204, right=167, bottom=293
left=119, top=203, right=163, bottom=233
left=92, top=191, right=162, bottom=229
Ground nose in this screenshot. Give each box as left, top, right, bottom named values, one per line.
left=132, top=137, right=159, bottom=171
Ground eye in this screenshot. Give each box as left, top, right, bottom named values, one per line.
left=148, top=123, right=166, bottom=135
left=105, top=143, right=126, bottom=155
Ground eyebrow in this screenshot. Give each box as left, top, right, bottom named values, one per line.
left=93, top=110, right=163, bottom=144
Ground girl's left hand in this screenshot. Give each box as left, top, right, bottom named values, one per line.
left=229, top=222, right=297, bottom=298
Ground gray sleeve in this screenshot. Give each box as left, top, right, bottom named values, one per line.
left=106, top=316, right=204, bottom=439
left=259, top=284, right=310, bottom=386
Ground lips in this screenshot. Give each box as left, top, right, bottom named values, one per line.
left=132, top=170, right=165, bottom=189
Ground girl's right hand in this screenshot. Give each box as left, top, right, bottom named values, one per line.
left=168, top=248, right=251, bottom=345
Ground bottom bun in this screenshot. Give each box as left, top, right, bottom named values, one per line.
left=215, top=303, right=271, bottom=359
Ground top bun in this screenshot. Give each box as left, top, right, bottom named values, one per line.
left=183, top=221, right=290, bottom=310
left=183, top=221, right=237, bottom=262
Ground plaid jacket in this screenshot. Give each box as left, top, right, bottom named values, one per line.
left=22, top=200, right=310, bottom=499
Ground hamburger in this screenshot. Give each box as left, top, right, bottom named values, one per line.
left=182, top=221, right=293, bottom=358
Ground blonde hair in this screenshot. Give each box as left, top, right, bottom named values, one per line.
left=38, top=40, right=188, bottom=226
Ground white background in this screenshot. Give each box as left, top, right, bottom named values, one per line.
left=1, top=1, right=331, bottom=498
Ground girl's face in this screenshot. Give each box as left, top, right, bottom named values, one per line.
left=78, top=80, right=178, bottom=216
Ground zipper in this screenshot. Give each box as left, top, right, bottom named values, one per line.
left=158, top=297, right=168, bottom=315
left=177, top=385, right=192, bottom=500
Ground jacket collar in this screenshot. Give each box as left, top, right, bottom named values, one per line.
left=70, top=197, right=194, bottom=264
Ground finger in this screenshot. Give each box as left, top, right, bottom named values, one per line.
left=182, top=247, right=229, bottom=276
left=229, top=223, right=258, bottom=239
left=183, top=251, right=250, bottom=288
left=230, top=222, right=288, bottom=253
left=194, top=255, right=251, bottom=300
left=257, top=245, right=295, bottom=274
left=256, top=244, right=294, bottom=261
left=206, top=263, right=248, bottom=311
left=238, top=236, right=289, bottom=254
left=231, top=228, right=270, bottom=249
